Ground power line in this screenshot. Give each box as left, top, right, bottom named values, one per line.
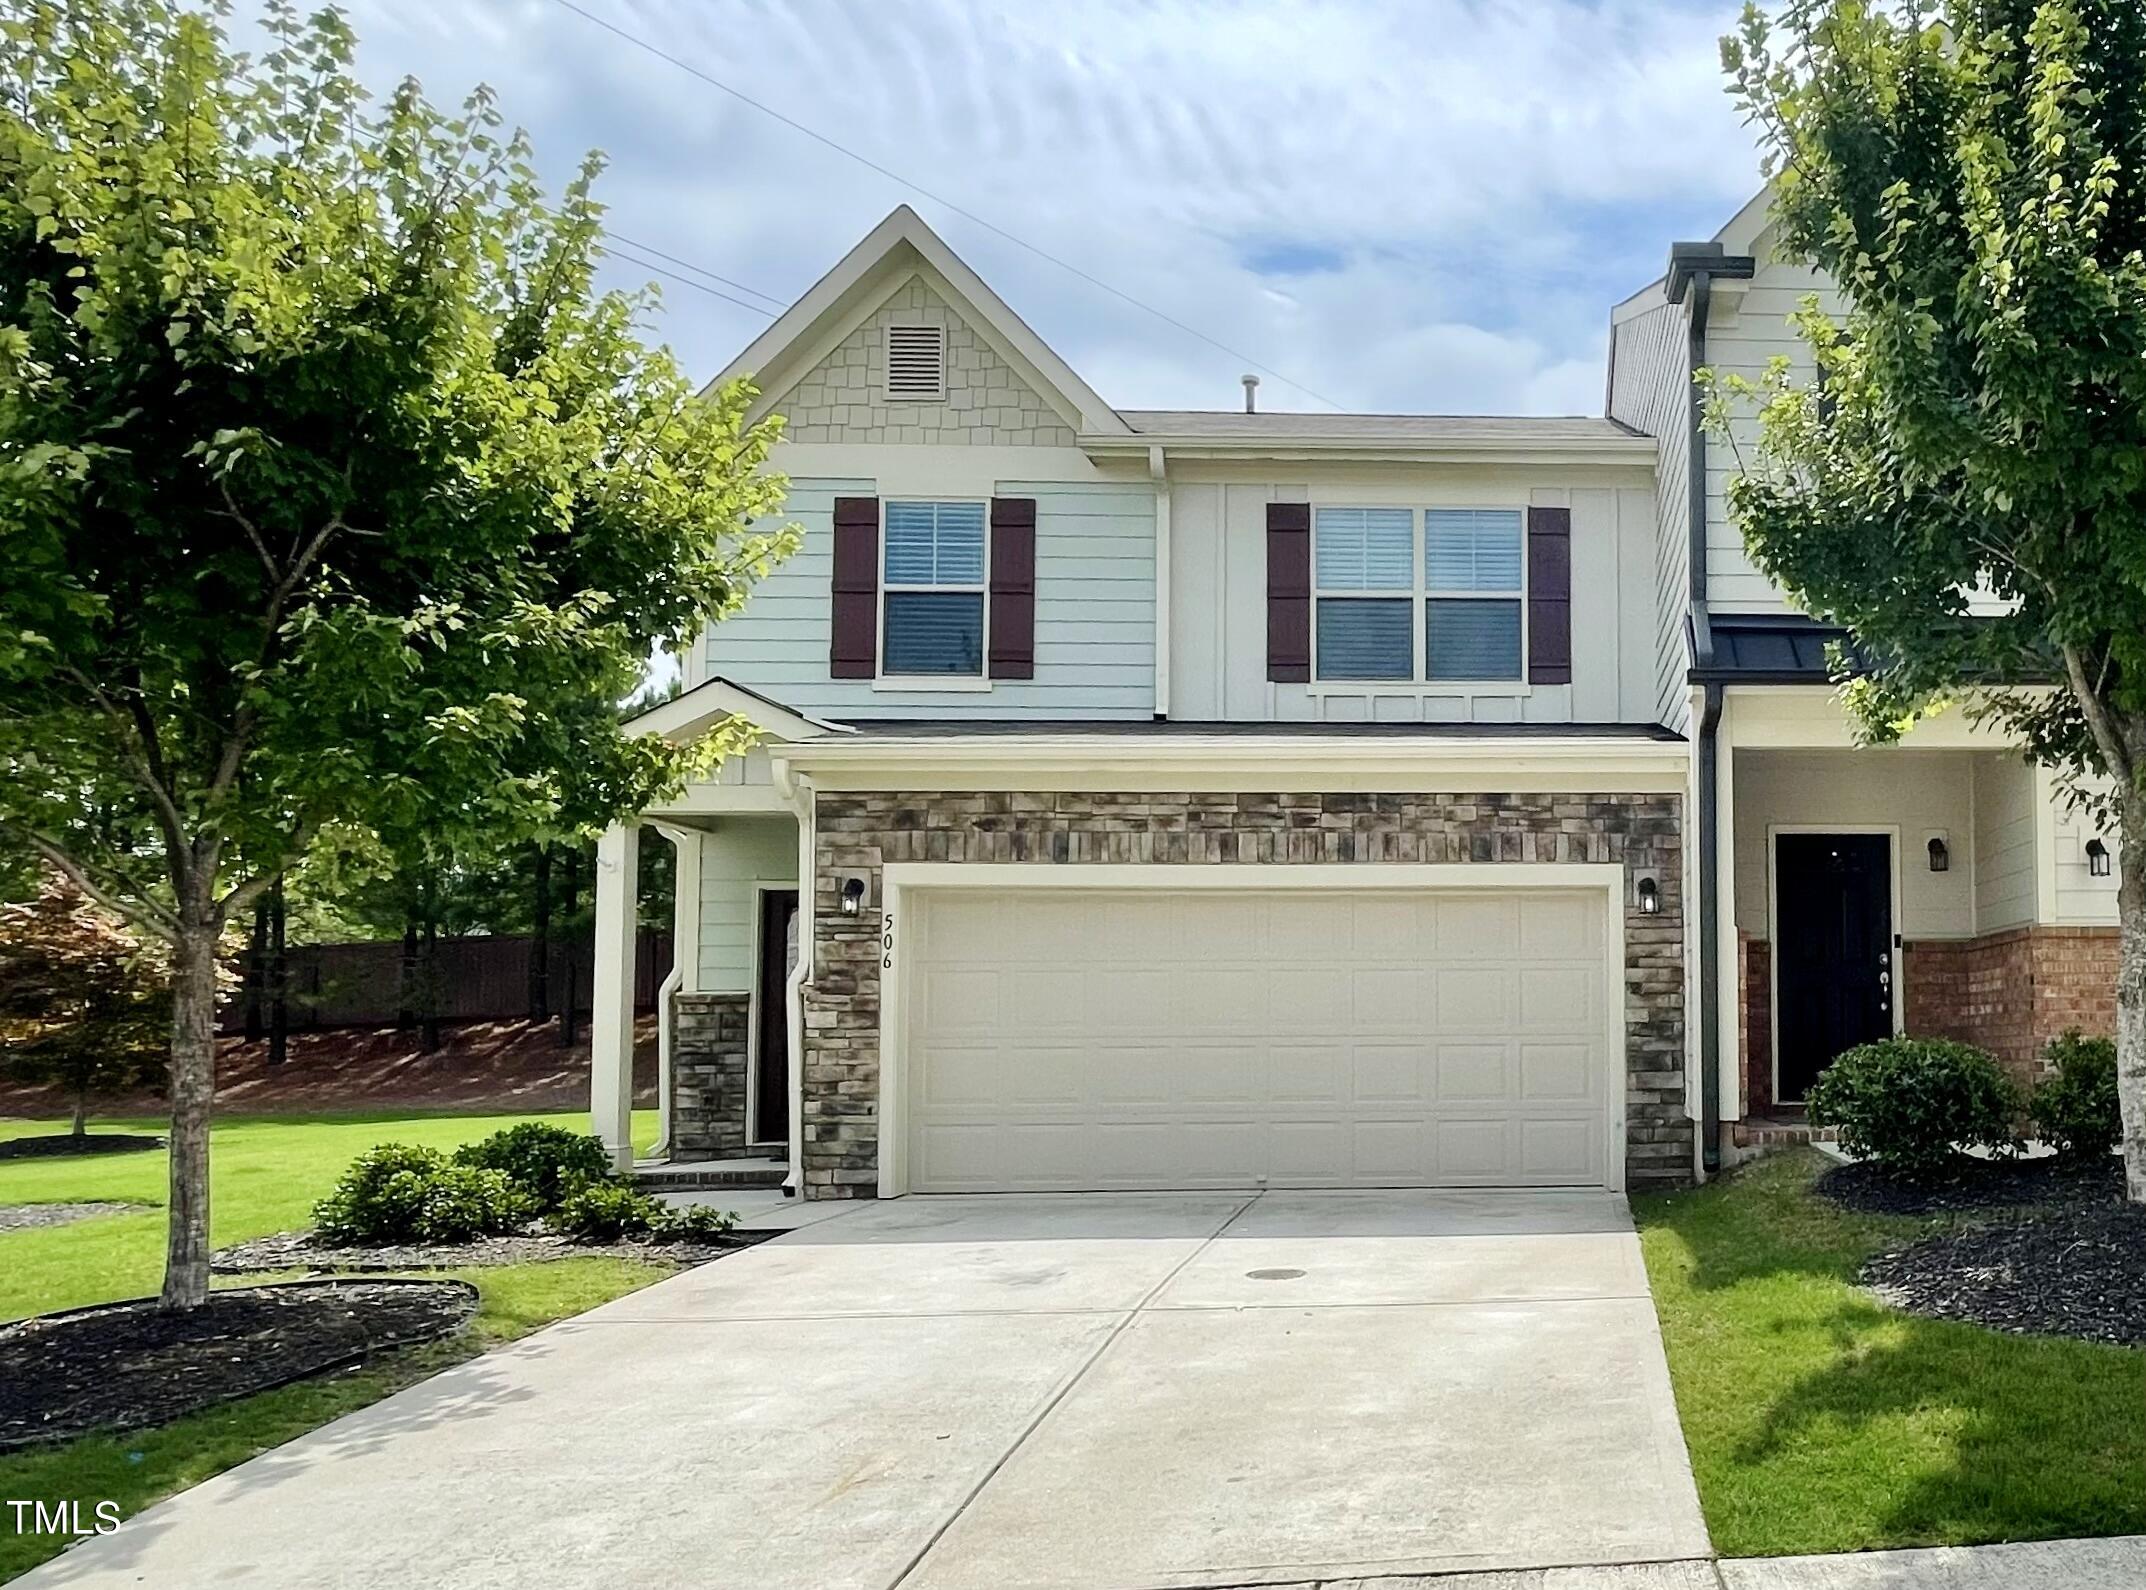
left=605, top=229, right=790, bottom=309
left=596, top=241, right=777, bottom=316
left=549, top=0, right=1345, bottom=410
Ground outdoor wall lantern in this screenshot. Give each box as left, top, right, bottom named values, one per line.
left=1635, top=874, right=1661, bottom=915
left=839, top=875, right=869, bottom=916
left=2087, top=838, right=2112, bottom=878
left=1926, top=836, right=1949, bottom=873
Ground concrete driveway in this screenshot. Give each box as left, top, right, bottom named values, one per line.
left=22, top=1189, right=1710, bottom=1590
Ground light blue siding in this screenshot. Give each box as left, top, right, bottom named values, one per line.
left=703, top=476, right=1156, bottom=719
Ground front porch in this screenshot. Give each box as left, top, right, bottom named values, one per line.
left=1708, top=689, right=2122, bottom=1156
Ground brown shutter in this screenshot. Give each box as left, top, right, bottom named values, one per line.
left=989, top=497, right=1036, bottom=679
left=830, top=497, right=879, bottom=679
left=1266, top=501, right=1311, bottom=682
left=1527, top=505, right=1572, bottom=685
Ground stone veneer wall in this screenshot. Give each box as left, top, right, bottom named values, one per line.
left=804, top=790, right=1688, bottom=1199
left=1905, top=927, right=2119, bottom=1083
left=669, top=991, right=751, bottom=1159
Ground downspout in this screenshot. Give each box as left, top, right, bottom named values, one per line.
left=1666, top=240, right=1752, bottom=1175
left=1150, top=444, right=1171, bottom=719
left=1689, top=270, right=1723, bottom=1176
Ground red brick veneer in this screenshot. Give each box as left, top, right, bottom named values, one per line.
left=1903, top=928, right=2117, bottom=1082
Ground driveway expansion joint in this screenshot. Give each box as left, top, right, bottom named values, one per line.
left=885, top=1190, right=1267, bottom=1590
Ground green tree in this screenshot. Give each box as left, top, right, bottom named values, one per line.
left=0, top=1, right=792, bottom=1305
left=0, top=868, right=170, bottom=1136
left=1714, top=1, right=2146, bottom=1198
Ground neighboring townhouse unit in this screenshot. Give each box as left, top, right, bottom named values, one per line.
left=588, top=198, right=2120, bottom=1199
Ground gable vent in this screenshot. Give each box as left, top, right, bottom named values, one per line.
left=885, top=323, right=947, bottom=401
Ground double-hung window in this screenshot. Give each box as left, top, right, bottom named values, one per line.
left=1312, top=508, right=1416, bottom=679
left=881, top=500, right=988, bottom=676
left=1423, top=509, right=1524, bottom=680
left=1311, top=506, right=1525, bottom=683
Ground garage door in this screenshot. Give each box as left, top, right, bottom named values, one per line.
left=901, top=885, right=1618, bottom=1192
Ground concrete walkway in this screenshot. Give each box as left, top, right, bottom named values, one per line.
left=1298, top=1533, right=2146, bottom=1587
left=20, top=1188, right=1708, bottom=1590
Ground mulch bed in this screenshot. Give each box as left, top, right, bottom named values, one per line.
left=1815, top=1154, right=2125, bottom=1216
left=1863, top=1205, right=2146, bottom=1347
left=212, top=1226, right=759, bottom=1274
left=0, top=1278, right=478, bottom=1449
left=0, top=1133, right=164, bottom=1161
left=0, top=1201, right=140, bottom=1234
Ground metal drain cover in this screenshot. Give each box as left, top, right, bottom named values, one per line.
left=1244, top=1267, right=1305, bottom=1281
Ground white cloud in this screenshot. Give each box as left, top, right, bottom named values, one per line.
left=278, top=0, right=1763, bottom=414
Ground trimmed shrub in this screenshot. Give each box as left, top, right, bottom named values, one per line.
left=1804, top=1038, right=2020, bottom=1179
left=2031, top=1031, right=2121, bottom=1160
left=314, top=1144, right=529, bottom=1245
left=550, top=1180, right=659, bottom=1242
left=550, top=1181, right=736, bottom=1244
left=451, top=1123, right=613, bottom=1211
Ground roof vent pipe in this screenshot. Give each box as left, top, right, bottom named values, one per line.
left=1241, top=373, right=1259, bottom=413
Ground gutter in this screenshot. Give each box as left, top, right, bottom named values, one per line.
left=1665, top=241, right=1753, bottom=1177
left=1077, top=435, right=1657, bottom=467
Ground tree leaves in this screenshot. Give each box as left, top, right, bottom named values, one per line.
left=0, top=0, right=796, bottom=932
left=1715, top=2, right=2146, bottom=803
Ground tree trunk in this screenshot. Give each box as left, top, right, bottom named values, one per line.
left=529, top=844, right=552, bottom=1022
left=161, top=915, right=220, bottom=1310
left=397, top=915, right=419, bottom=1030
left=70, top=1091, right=87, bottom=1139
left=243, top=897, right=267, bottom=1042
left=421, top=915, right=441, bottom=1054
left=2119, top=794, right=2146, bottom=1204
left=267, top=873, right=287, bottom=1067
left=557, top=845, right=580, bottom=1049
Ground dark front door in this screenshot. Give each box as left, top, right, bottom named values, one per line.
left=754, top=889, right=799, bottom=1146
left=1774, top=833, right=1894, bottom=1102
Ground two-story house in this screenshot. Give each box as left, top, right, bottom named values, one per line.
left=587, top=199, right=2121, bottom=1198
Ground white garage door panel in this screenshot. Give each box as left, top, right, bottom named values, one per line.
left=905, top=888, right=1616, bottom=1192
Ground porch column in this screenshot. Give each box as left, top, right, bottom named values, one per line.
left=590, top=820, right=641, bottom=1172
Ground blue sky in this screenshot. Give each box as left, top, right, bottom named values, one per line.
left=275, top=0, right=1764, bottom=415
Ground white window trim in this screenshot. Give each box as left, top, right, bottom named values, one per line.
left=876, top=497, right=994, bottom=687
left=1308, top=505, right=1532, bottom=694
left=883, top=322, right=948, bottom=402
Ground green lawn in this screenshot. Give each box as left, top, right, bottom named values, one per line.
left=1635, top=1150, right=2146, bottom=1557
left=0, top=1107, right=663, bottom=1584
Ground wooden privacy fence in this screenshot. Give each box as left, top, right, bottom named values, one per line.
left=218, top=929, right=673, bottom=1034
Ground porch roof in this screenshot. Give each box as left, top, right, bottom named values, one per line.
left=1691, top=614, right=1868, bottom=686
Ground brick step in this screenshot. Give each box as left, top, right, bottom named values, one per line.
left=1732, top=1118, right=1837, bottom=1151
left=634, top=1162, right=788, bottom=1191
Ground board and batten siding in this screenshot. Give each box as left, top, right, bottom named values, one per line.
left=700, top=475, right=1155, bottom=719
left=696, top=817, right=798, bottom=994
left=1607, top=291, right=1696, bottom=734
left=1166, top=474, right=1660, bottom=725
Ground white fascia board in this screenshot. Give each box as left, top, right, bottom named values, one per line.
left=1077, top=435, right=1658, bottom=468
left=625, top=677, right=846, bottom=746
left=1713, top=187, right=1777, bottom=256
left=773, top=735, right=1690, bottom=793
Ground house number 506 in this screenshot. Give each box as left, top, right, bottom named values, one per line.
left=882, top=913, right=895, bottom=970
